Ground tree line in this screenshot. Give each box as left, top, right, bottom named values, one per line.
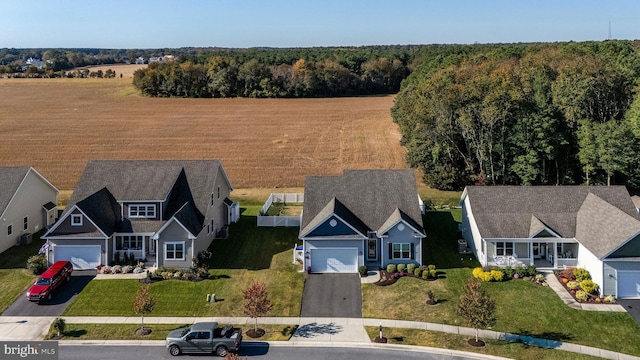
left=392, top=40, right=640, bottom=191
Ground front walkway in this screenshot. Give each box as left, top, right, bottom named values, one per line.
left=542, top=271, right=626, bottom=312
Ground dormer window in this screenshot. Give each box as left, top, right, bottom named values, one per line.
left=129, top=204, right=156, bottom=218
left=71, top=214, right=83, bottom=226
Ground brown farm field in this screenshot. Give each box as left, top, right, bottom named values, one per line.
left=0, top=78, right=409, bottom=191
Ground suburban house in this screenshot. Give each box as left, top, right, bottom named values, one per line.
left=460, top=185, right=640, bottom=299
left=43, top=160, right=239, bottom=270
left=0, top=166, right=59, bottom=254
left=299, top=169, right=426, bottom=273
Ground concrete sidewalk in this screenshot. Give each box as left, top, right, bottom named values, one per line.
left=2, top=315, right=636, bottom=360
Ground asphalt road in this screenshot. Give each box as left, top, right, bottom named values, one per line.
left=300, top=274, right=362, bottom=318
left=59, top=343, right=483, bottom=360
left=1, top=270, right=96, bottom=317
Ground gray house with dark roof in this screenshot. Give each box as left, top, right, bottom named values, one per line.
left=43, top=160, right=239, bottom=269
left=299, top=170, right=426, bottom=273
left=0, top=167, right=58, bottom=254
left=460, top=186, right=640, bottom=299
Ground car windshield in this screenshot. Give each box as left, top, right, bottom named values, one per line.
left=36, top=278, right=51, bottom=286
left=181, top=328, right=190, bottom=337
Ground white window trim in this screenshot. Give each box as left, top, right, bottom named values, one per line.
left=71, top=214, right=83, bottom=226
left=7, top=224, right=12, bottom=236
left=128, top=204, right=156, bottom=219
left=392, top=243, right=411, bottom=260
left=165, top=241, right=186, bottom=261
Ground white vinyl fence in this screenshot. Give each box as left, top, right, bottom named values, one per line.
left=257, top=193, right=304, bottom=227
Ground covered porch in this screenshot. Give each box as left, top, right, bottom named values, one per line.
left=485, top=238, right=579, bottom=269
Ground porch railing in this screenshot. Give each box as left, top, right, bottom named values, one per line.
left=557, top=258, right=578, bottom=268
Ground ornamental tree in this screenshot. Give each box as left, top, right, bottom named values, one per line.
left=242, top=281, right=273, bottom=332
left=457, top=278, right=496, bottom=344
left=133, top=285, right=155, bottom=332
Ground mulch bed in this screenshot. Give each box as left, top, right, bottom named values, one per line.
left=467, top=338, right=485, bottom=347
left=135, top=328, right=153, bottom=336
left=373, top=270, right=438, bottom=286
left=555, top=274, right=616, bottom=304
left=246, top=328, right=266, bottom=338
left=374, top=336, right=388, bottom=343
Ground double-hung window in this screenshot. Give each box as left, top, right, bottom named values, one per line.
left=496, top=242, right=514, bottom=256
left=23, top=216, right=28, bottom=231
left=129, top=204, right=156, bottom=218
left=165, top=242, right=185, bottom=260
left=392, top=243, right=411, bottom=259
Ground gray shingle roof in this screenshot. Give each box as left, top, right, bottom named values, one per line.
left=465, top=186, right=640, bottom=259
left=300, top=169, right=424, bottom=237
left=68, top=160, right=228, bottom=216
left=0, top=167, right=30, bottom=215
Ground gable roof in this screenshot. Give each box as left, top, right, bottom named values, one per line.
left=67, top=160, right=230, bottom=217
left=463, top=186, right=640, bottom=259
left=300, top=169, right=424, bottom=237
left=0, top=166, right=30, bottom=214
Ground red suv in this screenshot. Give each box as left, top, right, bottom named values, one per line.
left=26, top=261, right=73, bottom=303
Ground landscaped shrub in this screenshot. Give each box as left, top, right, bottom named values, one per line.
left=414, top=268, right=422, bottom=277
left=122, top=265, right=133, bottom=274
left=573, top=268, right=591, bottom=282
left=386, top=264, right=396, bottom=273
left=559, top=267, right=576, bottom=280
left=490, top=269, right=504, bottom=282
left=358, top=265, right=368, bottom=276
left=604, top=295, right=616, bottom=303
left=407, top=263, right=416, bottom=274
left=422, top=270, right=429, bottom=280
left=566, top=281, right=580, bottom=291
left=525, top=264, right=537, bottom=276
left=53, top=317, right=66, bottom=337
left=113, top=251, right=120, bottom=264
left=580, top=279, right=599, bottom=294
left=428, top=264, right=436, bottom=272
left=472, top=267, right=484, bottom=279
left=397, top=264, right=406, bottom=273
left=502, top=266, right=515, bottom=279
left=429, top=269, right=438, bottom=279
left=575, top=290, right=588, bottom=302
left=27, top=254, right=48, bottom=275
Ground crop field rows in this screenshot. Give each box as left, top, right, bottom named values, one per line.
left=0, top=79, right=408, bottom=190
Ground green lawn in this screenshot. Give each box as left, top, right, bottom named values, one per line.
left=0, top=269, right=35, bottom=313
left=63, top=205, right=305, bottom=317
left=364, top=327, right=602, bottom=360
left=46, top=323, right=296, bottom=341
left=0, top=229, right=46, bottom=269
left=363, top=209, right=640, bottom=356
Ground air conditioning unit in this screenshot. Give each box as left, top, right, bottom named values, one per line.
left=20, top=233, right=33, bottom=245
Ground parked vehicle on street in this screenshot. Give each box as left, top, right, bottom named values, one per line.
left=166, top=322, right=242, bottom=357
left=26, top=260, right=73, bottom=302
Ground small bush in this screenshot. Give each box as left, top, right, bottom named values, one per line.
left=422, top=270, right=429, bottom=280
left=472, top=267, right=484, bottom=279
left=502, top=266, right=515, bottom=279
left=358, top=265, right=368, bottom=276
left=575, top=290, right=588, bottom=302
left=573, top=268, right=591, bottom=282
left=113, top=251, right=120, bottom=264
left=580, top=279, right=599, bottom=294
left=525, top=264, right=537, bottom=277
left=53, top=317, right=66, bottom=337
left=429, top=269, right=437, bottom=279
left=386, top=264, right=396, bottom=273
left=427, top=264, right=436, bottom=271
left=604, top=295, right=616, bottom=303
left=27, top=254, right=48, bottom=275
left=426, top=290, right=436, bottom=304
left=406, top=263, right=416, bottom=274
left=490, top=269, right=504, bottom=282
left=397, top=264, right=406, bottom=273
left=111, top=265, right=122, bottom=274
left=413, top=268, right=422, bottom=277
left=566, top=281, right=580, bottom=290
left=534, top=274, right=545, bottom=284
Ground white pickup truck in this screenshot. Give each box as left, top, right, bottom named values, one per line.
left=166, top=322, right=242, bottom=357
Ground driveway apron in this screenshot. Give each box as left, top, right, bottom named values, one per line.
left=300, top=273, right=361, bottom=318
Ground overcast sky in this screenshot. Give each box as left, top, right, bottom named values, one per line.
left=1, top=0, right=638, bottom=49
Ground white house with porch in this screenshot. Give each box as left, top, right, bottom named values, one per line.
left=460, top=186, right=640, bottom=299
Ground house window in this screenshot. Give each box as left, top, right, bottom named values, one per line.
left=496, top=242, right=514, bottom=256
left=71, top=214, right=83, bottom=226
left=23, top=216, right=28, bottom=231
left=211, top=193, right=214, bottom=206
left=165, top=242, right=185, bottom=260
left=217, top=186, right=220, bottom=199
left=129, top=204, right=156, bottom=218
left=115, top=235, right=143, bottom=251
left=7, top=225, right=12, bottom=236
left=392, top=243, right=411, bottom=259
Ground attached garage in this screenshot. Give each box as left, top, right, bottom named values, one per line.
left=53, top=245, right=101, bottom=270
left=310, top=248, right=358, bottom=273
left=618, top=271, right=640, bottom=299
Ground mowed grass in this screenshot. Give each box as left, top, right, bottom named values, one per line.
left=0, top=79, right=406, bottom=190
left=63, top=205, right=304, bottom=317
left=0, top=269, right=35, bottom=313
left=363, top=209, right=640, bottom=357
left=46, top=323, right=296, bottom=341
left=363, top=327, right=603, bottom=360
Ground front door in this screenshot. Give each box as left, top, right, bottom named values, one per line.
left=148, top=237, right=155, bottom=255
left=367, top=238, right=377, bottom=260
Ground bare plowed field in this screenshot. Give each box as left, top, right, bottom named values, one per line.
left=0, top=79, right=408, bottom=190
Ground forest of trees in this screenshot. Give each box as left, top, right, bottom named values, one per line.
left=392, top=40, right=640, bottom=191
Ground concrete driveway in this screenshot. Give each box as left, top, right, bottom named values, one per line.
left=2, top=270, right=96, bottom=317
left=300, top=273, right=362, bottom=318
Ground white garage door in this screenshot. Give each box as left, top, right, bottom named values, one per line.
left=310, top=248, right=358, bottom=273
left=53, top=245, right=101, bottom=270
left=618, top=271, right=640, bottom=299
